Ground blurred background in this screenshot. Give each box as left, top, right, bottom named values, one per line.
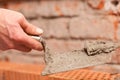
left=0, top=0, right=120, bottom=70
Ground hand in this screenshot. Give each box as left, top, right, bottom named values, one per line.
left=0, top=9, right=43, bottom=52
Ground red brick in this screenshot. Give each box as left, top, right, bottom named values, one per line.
left=0, top=62, right=118, bottom=80
left=87, top=0, right=105, bottom=9
left=0, top=70, right=4, bottom=80
left=69, top=15, right=115, bottom=40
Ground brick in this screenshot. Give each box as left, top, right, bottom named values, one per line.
left=111, top=48, right=120, bottom=64
left=0, top=50, right=45, bottom=64
left=6, top=2, right=39, bottom=18
left=0, top=62, right=118, bottom=80
left=46, top=39, right=84, bottom=52
left=87, top=0, right=104, bottom=9
left=30, top=18, right=70, bottom=38
left=38, top=0, right=82, bottom=17
left=69, top=15, right=116, bottom=40
left=0, top=62, right=50, bottom=80
left=6, top=1, right=82, bottom=18
left=30, top=18, right=49, bottom=38
left=104, top=0, right=120, bottom=14
left=92, top=64, right=120, bottom=74
left=0, top=70, right=4, bottom=80
left=47, top=18, right=69, bottom=38
left=50, top=68, right=115, bottom=80
left=116, top=23, right=120, bottom=41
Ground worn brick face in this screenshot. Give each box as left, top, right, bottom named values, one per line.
left=6, top=0, right=83, bottom=18
left=46, top=39, right=84, bottom=52
left=47, top=18, right=69, bottom=38
left=69, top=15, right=115, bottom=40
left=87, top=0, right=105, bottom=9
left=30, top=18, right=49, bottom=38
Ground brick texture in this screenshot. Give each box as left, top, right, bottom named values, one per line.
left=6, top=1, right=83, bottom=18
left=69, top=15, right=117, bottom=40
left=0, top=62, right=119, bottom=80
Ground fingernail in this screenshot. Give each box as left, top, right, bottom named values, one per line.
left=36, top=28, right=43, bottom=34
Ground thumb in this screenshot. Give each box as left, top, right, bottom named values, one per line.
left=20, top=18, right=43, bottom=35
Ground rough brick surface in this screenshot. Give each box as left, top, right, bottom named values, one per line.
left=47, top=18, right=69, bottom=38
left=6, top=2, right=39, bottom=18
left=36, top=0, right=82, bottom=17
left=111, top=48, right=120, bottom=64
left=87, top=0, right=104, bottom=9
left=69, top=15, right=115, bottom=40
left=0, top=62, right=119, bottom=80
left=30, top=18, right=49, bottom=38
left=46, top=39, right=84, bottom=52
left=70, top=16, right=114, bottom=39
left=6, top=1, right=83, bottom=18
left=30, top=18, right=70, bottom=38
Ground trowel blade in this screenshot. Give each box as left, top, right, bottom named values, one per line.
left=42, top=49, right=112, bottom=75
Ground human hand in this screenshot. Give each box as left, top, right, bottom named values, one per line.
left=0, top=9, right=43, bottom=52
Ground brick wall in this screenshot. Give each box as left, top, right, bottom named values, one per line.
left=0, top=0, right=120, bottom=64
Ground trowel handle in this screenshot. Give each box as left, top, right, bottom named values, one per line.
left=31, top=36, right=43, bottom=42
left=30, top=36, right=46, bottom=52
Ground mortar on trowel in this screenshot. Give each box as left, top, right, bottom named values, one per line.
left=31, top=36, right=120, bottom=75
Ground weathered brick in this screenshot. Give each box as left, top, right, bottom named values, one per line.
left=47, top=18, right=69, bottom=38
left=69, top=15, right=115, bottom=40
left=6, top=2, right=39, bottom=18
left=116, top=23, right=120, bottom=41
left=0, top=50, right=45, bottom=64
left=46, top=39, right=84, bottom=52
left=29, top=18, right=49, bottom=38
left=37, top=0, right=82, bottom=17
left=111, top=48, right=120, bottom=64
left=7, top=0, right=82, bottom=18
left=104, top=0, right=120, bottom=14
left=30, top=18, right=70, bottom=38
left=87, top=0, right=104, bottom=10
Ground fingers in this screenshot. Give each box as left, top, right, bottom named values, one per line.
left=19, top=17, right=43, bottom=35
left=22, top=34, right=43, bottom=51
left=0, top=34, right=31, bottom=52
left=7, top=23, right=43, bottom=51
left=15, top=44, right=32, bottom=52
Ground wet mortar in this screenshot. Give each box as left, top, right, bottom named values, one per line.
left=42, top=40, right=119, bottom=75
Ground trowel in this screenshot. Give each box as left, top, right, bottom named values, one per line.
left=31, top=36, right=120, bottom=75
